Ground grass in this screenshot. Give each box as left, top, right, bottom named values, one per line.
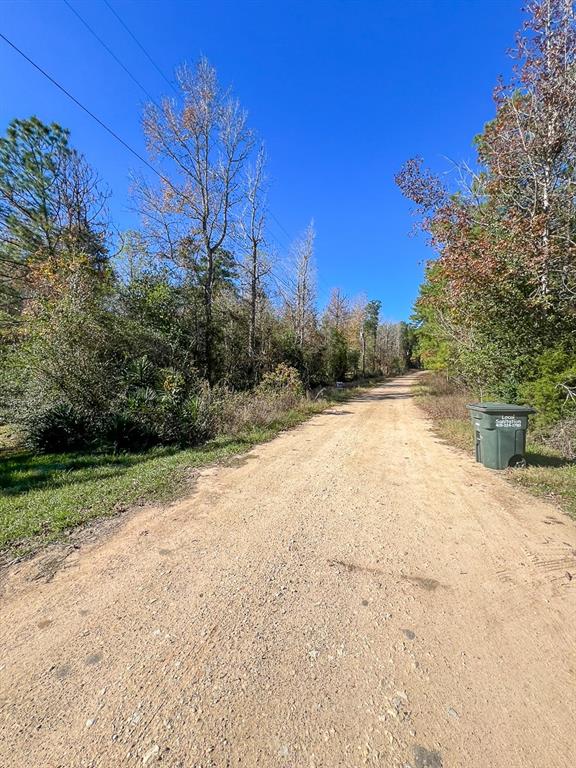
left=414, top=372, right=576, bottom=520
left=0, top=384, right=373, bottom=557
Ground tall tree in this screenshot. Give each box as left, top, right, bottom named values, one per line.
left=485, top=0, right=576, bottom=301
left=362, top=299, right=381, bottom=374
left=321, top=288, right=351, bottom=381
left=396, top=0, right=576, bottom=400
left=0, top=117, right=108, bottom=317
left=322, top=287, right=350, bottom=332
left=141, top=58, right=254, bottom=381
left=291, top=221, right=316, bottom=348
left=239, top=145, right=270, bottom=378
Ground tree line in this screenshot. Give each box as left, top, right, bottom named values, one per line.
left=397, top=0, right=576, bottom=436
left=0, top=60, right=408, bottom=452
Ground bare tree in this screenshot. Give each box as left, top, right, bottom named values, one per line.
left=322, top=287, right=350, bottom=332
left=285, top=221, right=316, bottom=347
left=478, top=0, right=576, bottom=300
left=238, top=145, right=270, bottom=377
left=58, top=151, right=109, bottom=274
left=377, top=321, right=403, bottom=375
left=141, top=57, right=254, bottom=381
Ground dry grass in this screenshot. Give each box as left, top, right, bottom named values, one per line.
left=414, top=372, right=474, bottom=452
left=216, top=390, right=305, bottom=435
left=544, top=416, right=576, bottom=461
left=414, top=371, right=576, bottom=520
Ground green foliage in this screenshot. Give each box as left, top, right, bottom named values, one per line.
left=0, top=114, right=400, bottom=456
left=398, top=2, right=576, bottom=424
left=0, top=118, right=70, bottom=262
left=0, top=117, right=108, bottom=317
left=347, top=348, right=360, bottom=377
left=519, top=348, right=576, bottom=425
left=1, top=383, right=371, bottom=553
left=411, top=263, right=455, bottom=372
left=24, top=403, right=91, bottom=453
left=363, top=299, right=381, bottom=373
left=326, top=328, right=348, bottom=381
left=399, top=321, right=418, bottom=368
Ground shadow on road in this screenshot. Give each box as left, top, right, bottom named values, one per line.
left=353, top=392, right=413, bottom=401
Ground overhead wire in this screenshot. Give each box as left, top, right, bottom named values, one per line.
left=102, top=0, right=178, bottom=95
left=0, top=25, right=326, bottom=299
left=100, top=0, right=298, bottom=253
left=0, top=31, right=163, bottom=179
left=63, top=0, right=157, bottom=103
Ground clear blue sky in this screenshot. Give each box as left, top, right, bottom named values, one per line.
left=1, top=0, right=523, bottom=320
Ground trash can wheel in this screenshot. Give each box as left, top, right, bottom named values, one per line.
left=508, top=455, right=527, bottom=469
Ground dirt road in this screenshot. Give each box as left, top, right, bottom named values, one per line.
left=1, top=374, right=575, bottom=768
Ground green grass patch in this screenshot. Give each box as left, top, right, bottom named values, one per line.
left=0, top=387, right=369, bottom=556
left=432, top=415, right=474, bottom=452
left=513, top=445, right=576, bottom=516
left=414, top=372, right=576, bottom=520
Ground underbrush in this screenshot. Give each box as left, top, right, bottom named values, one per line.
left=415, top=371, right=576, bottom=520
left=216, top=389, right=303, bottom=435
left=414, top=373, right=474, bottom=452
left=0, top=381, right=372, bottom=556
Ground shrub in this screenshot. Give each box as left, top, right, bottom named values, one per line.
left=181, top=383, right=220, bottom=444
left=109, top=373, right=219, bottom=449
left=326, top=329, right=348, bottom=381
left=418, top=371, right=466, bottom=397
left=544, top=417, right=576, bottom=461
left=216, top=388, right=303, bottom=436
left=103, top=410, right=156, bottom=453
left=519, top=347, right=576, bottom=425
left=257, top=363, right=303, bottom=396
left=24, top=402, right=92, bottom=452
left=416, top=372, right=471, bottom=422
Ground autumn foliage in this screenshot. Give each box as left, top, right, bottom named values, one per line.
left=397, top=0, right=576, bottom=422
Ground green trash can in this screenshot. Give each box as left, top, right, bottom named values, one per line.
left=466, top=402, right=536, bottom=470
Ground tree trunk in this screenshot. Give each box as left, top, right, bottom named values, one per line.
left=248, top=242, right=258, bottom=381
left=204, top=249, right=215, bottom=384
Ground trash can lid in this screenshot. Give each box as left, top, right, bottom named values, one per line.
left=466, top=402, right=536, bottom=414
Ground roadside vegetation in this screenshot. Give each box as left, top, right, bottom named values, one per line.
left=397, top=1, right=576, bottom=441
left=0, top=379, right=378, bottom=556
left=0, top=59, right=409, bottom=553
left=398, top=0, right=576, bottom=513
left=416, top=372, right=576, bottom=520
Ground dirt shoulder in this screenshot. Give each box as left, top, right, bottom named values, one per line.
left=414, top=371, right=576, bottom=520
left=1, top=373, right=575, bottom=768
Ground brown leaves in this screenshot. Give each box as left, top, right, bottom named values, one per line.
left=395, top=156, right=447, bottom=213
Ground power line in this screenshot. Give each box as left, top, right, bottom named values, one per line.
left=268, top=211, right=293, bottom=242
left=103, top=0, right=177, bottom=94
left=63, top=0, right=157, bottom=103
left=101, top=0, right=297, bottom=247
left=0, top=30, right=309, bottom=295
left=265, top=219, right=291, bottom=250
left=0, top=31, right=163, bottom=179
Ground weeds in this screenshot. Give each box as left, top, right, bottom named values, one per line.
left=415, top=372, right=474, bottom=452
left=414, top=372, right=576, bottom=520
left=0, top=382, right=371, bottom=556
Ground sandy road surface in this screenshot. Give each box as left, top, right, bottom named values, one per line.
left=1, top=373, right=575, bottom=768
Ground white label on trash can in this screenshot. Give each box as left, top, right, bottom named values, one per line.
left=496, top=416, right=522, bottom=428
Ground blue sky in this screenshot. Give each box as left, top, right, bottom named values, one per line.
left=1, top=0, right=523, bottom=320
